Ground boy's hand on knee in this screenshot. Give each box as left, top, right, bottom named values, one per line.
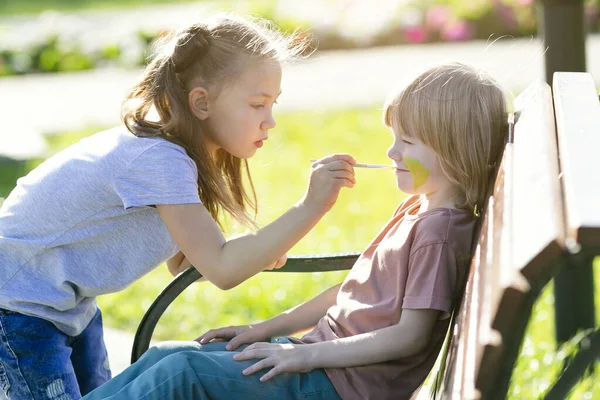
left=233, top=342, right=314, bottom=382
left=196, top=326, right=241, bottom=344
left=195, top=324, right=270, bottom=351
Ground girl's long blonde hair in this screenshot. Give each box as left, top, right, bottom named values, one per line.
left=383, top=62, right=508, bottom=215
left=122, top=14, right=308, bottom=227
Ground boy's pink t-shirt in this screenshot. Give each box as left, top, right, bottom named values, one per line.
left=298, top=195, right=476, bottom=400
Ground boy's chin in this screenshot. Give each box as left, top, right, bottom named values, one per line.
left=395, top=182, right=417, bottom=194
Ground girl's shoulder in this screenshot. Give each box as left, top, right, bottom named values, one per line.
left=92, top=126, right=190, bottom=159
left=114, top=126, right=184, bottom=149
left=62, top=126, right=194, bottom=177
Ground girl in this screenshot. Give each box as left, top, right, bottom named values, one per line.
left=80, top=62, right=509, bottom=400
left=0, top=14, right=356, bottom=400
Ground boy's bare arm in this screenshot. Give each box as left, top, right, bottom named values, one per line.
left=235, top=308, right=441, bottom=380
left=261, top=282, right=341, bottom=337
left=198, top=283, right=341, bottom=349
left=308, top=308, right=439, bottom=368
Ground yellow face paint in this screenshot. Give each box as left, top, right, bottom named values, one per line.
left=404, top=157, right=430, bottom=190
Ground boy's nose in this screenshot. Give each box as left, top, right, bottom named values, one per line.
left=387, top=144, right=402, bottom=161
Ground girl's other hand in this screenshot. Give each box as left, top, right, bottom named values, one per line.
left=264, top=254, right=287, bottom=271
left=195, top=324, right=270, bottom=351
left=303, top=154, right=356, bottom=214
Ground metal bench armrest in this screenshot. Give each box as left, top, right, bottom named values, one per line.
left=131, top=252, right=360, bottom=363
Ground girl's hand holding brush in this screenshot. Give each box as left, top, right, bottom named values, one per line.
left=303, top=154, right=357, bottom=215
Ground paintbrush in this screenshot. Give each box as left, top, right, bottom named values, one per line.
left=310, top=159, right=394, bottom=169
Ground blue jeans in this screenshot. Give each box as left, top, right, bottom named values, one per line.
left=83, top=338, right=341, bottom=400
left=0, top=307, right=111, bottom=400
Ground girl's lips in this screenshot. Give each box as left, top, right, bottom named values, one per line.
left=254, top=140, right=264, bottom=148
left=394, top=168, right=409, bottom=172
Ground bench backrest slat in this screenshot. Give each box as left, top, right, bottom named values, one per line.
left=553, top=72, right=600, bottom=252
left=512, top=80, right=566, bottom=281
left=480, top=81, right=566, bottom=398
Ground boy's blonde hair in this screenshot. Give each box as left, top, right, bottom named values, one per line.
left=122, top=14, right=308, bottom=227
left=383, top=62, right=508, bottom=214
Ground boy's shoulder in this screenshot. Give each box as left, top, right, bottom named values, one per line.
left=406, top=206, right=476, bottom=251
left=392, top=195, right=419, bottom=217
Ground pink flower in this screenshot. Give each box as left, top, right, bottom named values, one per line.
left=517, top=0, right=533, bottom=5
left=497, top=4, right=518, bottom=30
left=404, top=26, right=428, bottom=43
left=585, top=4, right=599, bottom=25
left=426, top=5, right=451, bottom=30
left=441, top=20, right=473, bottom=41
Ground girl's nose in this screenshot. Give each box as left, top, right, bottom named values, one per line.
left=262, top=113, right=276, bottom=130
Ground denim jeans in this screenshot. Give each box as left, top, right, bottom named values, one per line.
left=0, top=307, right=111, bottom=400
left=83, top=338, right=341, bottom=400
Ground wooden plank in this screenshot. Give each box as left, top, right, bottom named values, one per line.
left=475, top=153, right=519, bottom=398
left=476, top=81, right=566, bottom=398
left=553, top=72, right=600, bottom=252
left=512, top=80, right=566, bottom=281
left=443, top=219, right=485, bottom=400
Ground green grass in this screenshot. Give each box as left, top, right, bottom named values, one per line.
left=0, top=0, right=209, bottom=15
left=509, top=275, right=599, bottom=399
left=2, top=106, right=600, bottom=398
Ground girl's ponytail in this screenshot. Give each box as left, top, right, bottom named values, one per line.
left=170, top=26, right=211, bottom=73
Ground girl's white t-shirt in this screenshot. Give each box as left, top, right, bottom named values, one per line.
left=0, top=126, right=201, bottom=336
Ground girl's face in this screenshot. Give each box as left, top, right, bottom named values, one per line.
left=204, top=60, right=282, bottom=159
left=386, top=128, right=455, bottom=203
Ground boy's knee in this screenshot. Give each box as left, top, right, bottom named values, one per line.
left=144, top=341, right=201, bottom=362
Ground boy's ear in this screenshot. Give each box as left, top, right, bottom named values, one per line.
left=188, top=87, right=210, bottom=120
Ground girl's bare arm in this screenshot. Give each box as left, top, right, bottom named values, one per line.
left=166, top=251, right=187, bottom=276
left=158, top=201, right=329, bottom=289
left=157, top=155, right=355, bottom=290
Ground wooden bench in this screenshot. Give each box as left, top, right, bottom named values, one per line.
left=435, top=72, right=600, bottom=399
left=131, top=73, right=600, bottom=399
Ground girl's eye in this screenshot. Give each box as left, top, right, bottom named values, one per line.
left=401, top=139, right=413, bottom=145
left=251, top=104, right=264, bottom=109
